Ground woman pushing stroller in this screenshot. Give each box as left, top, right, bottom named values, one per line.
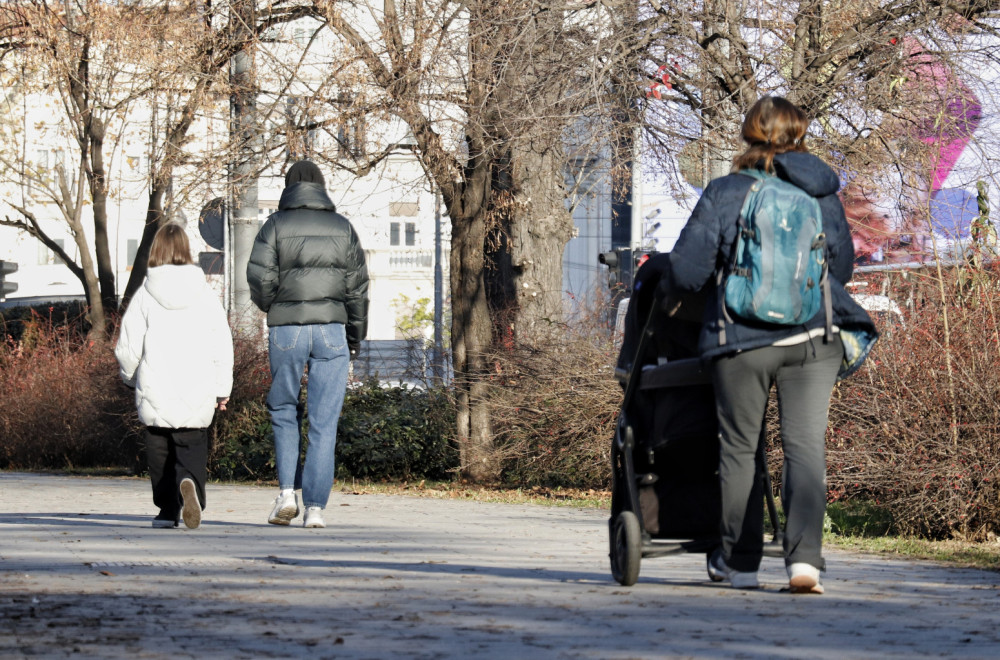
left=658, top=97, right=876, bottom=593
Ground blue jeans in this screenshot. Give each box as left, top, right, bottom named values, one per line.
left=267, top=323, right=350, bottom=509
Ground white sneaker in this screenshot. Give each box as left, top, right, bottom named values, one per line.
left=179, top=478, right=201, bottom=529
left=787, top=562, right=824, bottom=594
left=303, top=507, right=325, bottom=528
left=268, top=490, right=300, bottom=525
left=707, top=549, right=760, bottom=589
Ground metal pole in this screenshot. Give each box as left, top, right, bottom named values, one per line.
left=223, top=197, right=231, bottom=313
left=229, top=2, right=260, bottom=336
left=433, top=187, right=444, bottom=385
left=630, top=124, right=643, bottom=250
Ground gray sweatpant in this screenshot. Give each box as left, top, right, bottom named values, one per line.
left=710, top=335, right=843, bottom=572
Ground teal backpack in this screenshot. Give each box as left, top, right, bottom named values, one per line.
left=719, top=169, right=831, bottom=342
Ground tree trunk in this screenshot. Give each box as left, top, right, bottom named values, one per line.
left=66, top=168, right=106, bottom=342
left=506, top=139, right=575, bottom=343
left=450, top=205, right=494, bottom=481
left=87, top=119, right=117, bottom=315
left=487, top=6, right=575, bottom=345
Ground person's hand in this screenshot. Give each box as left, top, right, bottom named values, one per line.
left=216, top=397, right=230, bottom=412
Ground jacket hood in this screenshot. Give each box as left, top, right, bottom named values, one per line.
left=285, top=160, right=325, bottom=186
left=144, top=264, right=208, bottom=310
left=278, top=181, right=336, bottom=212
left=772, top=152, right=841, bottom=198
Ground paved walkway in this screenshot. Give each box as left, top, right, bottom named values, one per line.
left=0, top=472, right=998, bottom=659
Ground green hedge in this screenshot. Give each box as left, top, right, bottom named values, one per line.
left=209, top=379, right=457, bottom=483
left=337, top=381, right=457, bottom=480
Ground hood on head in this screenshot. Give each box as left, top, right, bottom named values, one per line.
left=772, top=152, right=841, bottom=198
left=277, top=181, right=337, bottom=212
left=285, top=160, right=325, bottom=187
left=144, top=264, right=208, bottom=310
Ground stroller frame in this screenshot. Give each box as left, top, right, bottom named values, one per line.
left=608, top=291, right=785, bottom=587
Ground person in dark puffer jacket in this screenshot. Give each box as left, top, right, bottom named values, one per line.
left=659, top=97, right=877, bottom=594
left=247, top=160, right=369, bottom=529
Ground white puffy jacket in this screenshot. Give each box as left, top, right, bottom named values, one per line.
left=115, top=264, right=234, bottom=428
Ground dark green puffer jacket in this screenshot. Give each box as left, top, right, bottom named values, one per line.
left=247, top=181, right=369, bottom=352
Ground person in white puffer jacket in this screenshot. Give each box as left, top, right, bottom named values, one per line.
left=115, top=224, right=234, bottom=530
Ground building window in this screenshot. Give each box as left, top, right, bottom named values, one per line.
left=31, top=149, right=69, bottom=192
left=293, top=27, right=312, bottom=46
left=405, top=222, right=416, bottom=247
left=389, top=222, right=400, bottom=246
left=127, top=239, right=139, bottom=268
left=51, top=149, right=65, bottom=174
left=37, top=238, right=65, bottom=265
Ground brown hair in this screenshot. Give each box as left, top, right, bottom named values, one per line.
left=732, top=96, right=811, bottom=173
left=147, top=223, right=194, bottom=268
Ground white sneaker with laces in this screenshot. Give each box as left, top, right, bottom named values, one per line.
left=179, top=478, right=202, bottom=529
left=788, top=562, right=824, bottom=594
left=268, top=490, right=300, bottom=525
left=303, top=507, right=326, bottom=528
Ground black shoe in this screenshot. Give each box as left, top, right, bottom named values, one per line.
left=152, top=512, right=179, bottom=528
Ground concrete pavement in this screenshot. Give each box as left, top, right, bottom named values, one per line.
left=1, top=472, right=998, bottom=659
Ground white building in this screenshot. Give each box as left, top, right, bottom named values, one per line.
left=0, top=14, right=448, bottom=352
left=1, top=7, right=640, bottom=357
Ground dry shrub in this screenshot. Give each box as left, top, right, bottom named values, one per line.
left=207, top=332, right=274, bottom=481
left=0, top=309, right=140, bottom=470
left=484, top=263, right=1000, bottom=542
left=485, top=313, right=622, bottom=489
left=826, top=265, right=1000, bottom=540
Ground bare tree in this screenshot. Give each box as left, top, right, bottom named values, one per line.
left=0, top=1, right=309, bottom=338
left=634, top=1, right=1000, bottom=194
left=284, top=0, right=638, bottom=479
left=0, top=1, right=173, bottom=340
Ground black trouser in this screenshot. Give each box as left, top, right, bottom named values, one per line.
left=145, top=427, right=208, bottom=519
left=711, top=335, right=843, bottom=572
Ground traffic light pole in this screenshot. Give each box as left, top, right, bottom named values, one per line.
left=0, top=260, right=17, bottom=301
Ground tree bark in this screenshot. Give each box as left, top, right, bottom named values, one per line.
left=488, top=140, right=575, bottom=345
left=513, top=141, right=575, bottom=341
left=66, top=167, right=106, bottom=343
left=86, top=116, right=118, bottom=317
left=450, top=204, right=494, bottom=480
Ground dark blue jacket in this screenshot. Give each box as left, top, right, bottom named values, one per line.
left=662, top=152, right=877, bottom=371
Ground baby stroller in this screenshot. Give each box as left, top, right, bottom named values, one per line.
left=608, top=253, right=783, bottom=586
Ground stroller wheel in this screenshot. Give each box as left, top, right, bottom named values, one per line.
left=610, top=510, right=642, bottom=586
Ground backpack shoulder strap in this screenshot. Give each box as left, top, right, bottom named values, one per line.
left=736, top=169, right=770, bottom=219
left=716, top=170, right=769, bottom=345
